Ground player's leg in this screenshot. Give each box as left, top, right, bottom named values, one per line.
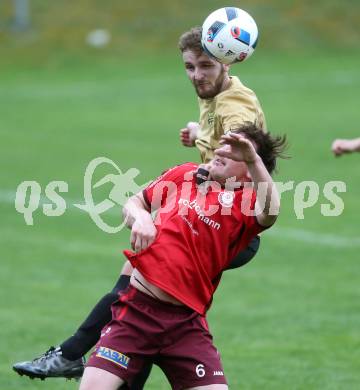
left=60, top=260, right=153, bottom=388
left=13, top=265, right=153, bottom=388
left=128, top=363, right=152, bottom=390
left=86, top=286, right=157, bottom=390
left=12, top=263, right=131, bottom=379
left=80, top=367, right=124, bottom=390
left=12, top=276, right=128, bottom=379
left=59, top=274, right=131, bottom=360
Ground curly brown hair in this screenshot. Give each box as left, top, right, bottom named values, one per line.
left=178, top=26, right=203, bottom=54
left=231, top=123, right=288, bottom=174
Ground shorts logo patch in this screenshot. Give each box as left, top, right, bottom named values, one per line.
left=96, top=347, right=130, bottom=369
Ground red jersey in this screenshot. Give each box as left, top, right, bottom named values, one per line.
left=124, top=163, right=266, bottom=315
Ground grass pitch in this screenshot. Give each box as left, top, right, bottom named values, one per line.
left=0, top=49, right=360, bottom=389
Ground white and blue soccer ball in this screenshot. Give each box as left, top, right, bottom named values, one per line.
left=201, top=7, right=259, bottom=64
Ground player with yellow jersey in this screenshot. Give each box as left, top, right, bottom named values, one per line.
left=179, top=26, right=266, bottom=163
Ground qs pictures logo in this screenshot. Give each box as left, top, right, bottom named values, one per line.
left=15, top=157, right=149, bottom=233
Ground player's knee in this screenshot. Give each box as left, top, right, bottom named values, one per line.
left=79, top=367, right=98, bottom=390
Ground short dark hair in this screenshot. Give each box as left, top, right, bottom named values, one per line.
left=178, top=26, right=203, bottom=54
left=231, top=123, right=288, bottom=174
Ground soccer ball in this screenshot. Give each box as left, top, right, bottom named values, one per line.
left=201, top=7, right=258, bottom=64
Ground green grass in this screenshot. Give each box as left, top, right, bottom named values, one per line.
left=1, top=49, right=360, bottom=389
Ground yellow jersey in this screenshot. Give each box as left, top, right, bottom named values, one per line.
left=195, top=76, right=267, bottom=163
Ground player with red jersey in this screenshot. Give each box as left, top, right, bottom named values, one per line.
left=126, top=162, right=263, bottom=315
left=79, top=125, right=286, bottom=390
left=13, top=26, right=267, bottom=386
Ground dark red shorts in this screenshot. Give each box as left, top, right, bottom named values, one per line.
left=87, top=285, right=227, bottom=389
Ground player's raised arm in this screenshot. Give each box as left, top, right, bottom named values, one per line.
left=332, top=137, right=360, bottom=156
left=216, top=131, right=281, bottom=227
left=122, top=192, right=157, bottom=253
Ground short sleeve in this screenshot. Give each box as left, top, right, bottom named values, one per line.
left=217, top=93, right=258, bottom=134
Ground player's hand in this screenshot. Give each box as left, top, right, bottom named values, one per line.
left=331, top=139, right=355, bottom=156
left=130, top=211, right=157, bottom=253
left=215, top=132, right=258, bottom=163
left=180, top=122, right=200, bottom=147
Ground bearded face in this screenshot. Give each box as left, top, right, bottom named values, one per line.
left=183, top=50, right=230, bottom=99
